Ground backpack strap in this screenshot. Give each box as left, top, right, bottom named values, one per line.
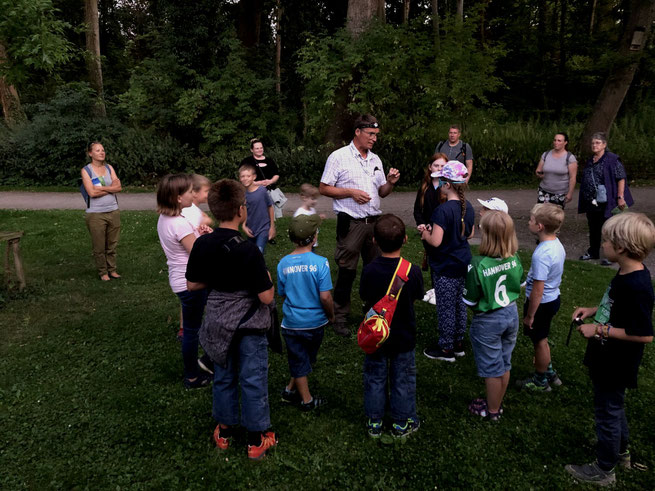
left=82, top=165, right=93, bottom=208
left=565, top=151, right=572, bottom=166
left=386, top=257, right=412, bottom=299
left=221, top=234, right=246, bottom=253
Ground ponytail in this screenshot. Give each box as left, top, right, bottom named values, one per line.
left=454, top=183, right=467, bottom=237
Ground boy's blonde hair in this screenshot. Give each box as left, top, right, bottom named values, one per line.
left=300, top=183, right=319, bottom=198
left=479, top=211, right=518, bottom=259
left=191, top=174, right=211, bottom=191
left=602, top=212, right=655, bottom=261
left=531, top=203, right=565, bottom=234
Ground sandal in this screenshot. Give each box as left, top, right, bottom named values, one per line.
left=99, top=274, right=111, bottom=281
left=468, top=398, right=488, bottom=418
left=109, top=273, right=121, bottom=279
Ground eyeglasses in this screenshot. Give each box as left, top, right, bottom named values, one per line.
left=361, top=130, right=379, bottom=138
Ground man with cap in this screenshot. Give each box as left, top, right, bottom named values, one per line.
left=319, top=114, right=401, bottom=336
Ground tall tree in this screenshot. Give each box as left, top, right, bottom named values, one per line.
left=85, top=0, right=106, bottom=116
left=0, top=42, right=25, bottom=125
left=456, top=0, right=464, bottom=23
left=432, top=0, right=440, bottom=48
left=579, top=0, right=655, bottom=153
left=347, top=0, right=385, bottom=37
left=275, top=0, right=282, bottom=99
left=403, top=0, right=411, bottom=23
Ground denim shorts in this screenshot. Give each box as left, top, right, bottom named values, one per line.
left=523, top=296, right=561, bottom=342
left=469, top=302, right=519, bottom=378
left=282, top=327, right=324, bottom=378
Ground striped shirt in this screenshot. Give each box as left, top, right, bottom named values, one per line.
left=320, top=141, right=387, bottom=218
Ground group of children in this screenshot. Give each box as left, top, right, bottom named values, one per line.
left=154, top=161, right=654, bottom=485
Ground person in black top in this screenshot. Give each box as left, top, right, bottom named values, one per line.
left=359, top=214, right=424, bottom=439
left=414, top=153, right=447, bottom=269
left=186, top=179, right=278, bottom=461
left=565, top=213, right=655, bottom=486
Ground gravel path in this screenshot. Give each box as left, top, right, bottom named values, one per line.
left=2, top=188, right=654, bottom=271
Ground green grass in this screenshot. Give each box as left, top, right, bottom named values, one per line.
left=1, top=210, right=654, bottom=489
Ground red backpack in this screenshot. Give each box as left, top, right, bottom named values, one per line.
left=357, top=258, right=412, bottom=354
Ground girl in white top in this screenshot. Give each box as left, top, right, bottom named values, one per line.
left=157, top=174, right=212, bottom=389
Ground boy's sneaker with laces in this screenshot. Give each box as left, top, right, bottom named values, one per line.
left=516, top=376, right=552, bottom=392
left=565, top=461, right=616, bottom=486
left=453, top=341, right=465, bottom=358
left=183, top=373, right=212, bottom=389
left=247, top=431, right=277, bottom=460
left=423, top=346, right=456, bottom=362
left=547, top=372, right=562, bottom=387
left=213, top=425, right=231, bottom=450
left=618, top=450, right=648, bottom=471
left=366, top=419, right=383, bottom=438
left=579, top=252, right=598, bottom=261
left=392, top=417, right=420, bottom=438
left=299, top=396, right=327, bottom=412
left=281, top=388, right=301, bottom=405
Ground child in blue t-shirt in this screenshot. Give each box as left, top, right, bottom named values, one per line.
left=518, top=203, right=566, bottom=392
left=420, top=161, right=475, bottom=362
left=239, top=163, right=275, bottom=253
left=277, top=214, right=334, bottom=411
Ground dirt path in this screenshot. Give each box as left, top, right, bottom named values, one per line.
left=2, top=188, right=654, bottom=271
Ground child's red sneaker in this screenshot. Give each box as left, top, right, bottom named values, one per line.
left=213, top=425, right=231, bottom=450
left=247, top=431, right=277, bottom=460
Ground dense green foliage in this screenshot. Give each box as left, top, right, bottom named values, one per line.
left=2, top=210, right=655, bottom=488
left=1, top=1, right=654, bottom=186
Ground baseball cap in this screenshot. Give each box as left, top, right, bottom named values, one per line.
left=289, top=214, right=321, bottom=243
left=477, top=197, right=509, bottom=213
left=438, top=161, right=468, bottom=183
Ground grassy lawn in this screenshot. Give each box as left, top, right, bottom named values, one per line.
left=1, top=210, right=654, bottom=489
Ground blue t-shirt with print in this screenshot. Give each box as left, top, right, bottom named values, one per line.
left=277, top=251, right=333, bottom=329
left=525, top=238, right=565, bottom=303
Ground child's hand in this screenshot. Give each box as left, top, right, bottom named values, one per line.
left=578, top=323, right=599, bottom=339
left=197, top=224, right=213, bottom=235
left=243, top=225, right=254, bottom=238
left=268, top=225, right=276, bottom=240
left=417, top=224, right=426, bottom=233
left=572, top=307, right=596, bottom=321
left=523, top=315, right=534, bottom=329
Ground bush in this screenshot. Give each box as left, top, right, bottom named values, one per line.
left=0, top=83, right=194, bottom=186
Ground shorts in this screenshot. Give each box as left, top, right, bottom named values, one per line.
left=282, top=327, right=325, bottom=378
left=469, top=303, right=519, bottom=378
left=537, top=187, right=566, bottom=209
left=523, top=296, right=561, bottom=342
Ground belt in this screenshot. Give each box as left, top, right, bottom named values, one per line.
left=350, top=215, right=379, bottom=224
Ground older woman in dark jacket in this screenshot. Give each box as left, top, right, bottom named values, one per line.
left=578, top=132, right=633, bottom=265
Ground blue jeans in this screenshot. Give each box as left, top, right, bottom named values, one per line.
left=363, top=350, right=417, bottom=424
left=212, top=333, right=270, bottom=432
left=176, top=288, right=208, bottom=379
left=593, top=383, right=629, bottom=471
left=249, top=229, right=269, bottom=254
left=469, top=303, right=519, bottom=378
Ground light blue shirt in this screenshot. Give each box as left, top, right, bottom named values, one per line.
left=277, top=252, right=333, bottom=329
left=525, top=238, right=566, bottom=303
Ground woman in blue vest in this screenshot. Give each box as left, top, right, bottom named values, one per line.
left=80, top=142, right=122, bottom=281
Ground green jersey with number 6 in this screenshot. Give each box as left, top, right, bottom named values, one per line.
left=463, top=254, right=523, bottom=313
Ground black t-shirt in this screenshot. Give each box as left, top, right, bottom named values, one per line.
left=359, top=256, right=424, bottom=354
left=239, top=156, right=280, bottom=190
left=186, top=228, right=273, bottom=295
left=426, top=199, right=475, bottom=277
left=584, top=268, right=654, bottom=390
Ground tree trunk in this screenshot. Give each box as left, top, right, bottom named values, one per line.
left=325, top=0, right=386, bottom=144
left=579, top=0, right=655, bottom=156
left=555, top=0, right=567, bottom=118
left=589, top=0, right=598, bottom=34
left=0, top=42, right=26, bottom=126
left=456, top=0, right=464, bottom=22
left=275, top=0, right=282, bottom=100
left=347, top=0, right=385, bottom=38
left=432, top=0, right=440, bottom=49
left=237, top=0, right=263, bottom=48
left=84, top=0, right=106, bottom=117
left=403, top=0, right=410, bottom=23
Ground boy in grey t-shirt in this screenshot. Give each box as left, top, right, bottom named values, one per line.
left=518, top=203, right=566, bottom=392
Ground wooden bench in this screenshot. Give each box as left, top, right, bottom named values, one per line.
left=1, top=231, right=26, bottom=291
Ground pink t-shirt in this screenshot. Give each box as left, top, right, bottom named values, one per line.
left=157, top=214, right=195, bottom=293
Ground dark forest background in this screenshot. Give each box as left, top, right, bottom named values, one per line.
left=1, top=0, right=654, bottom=187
